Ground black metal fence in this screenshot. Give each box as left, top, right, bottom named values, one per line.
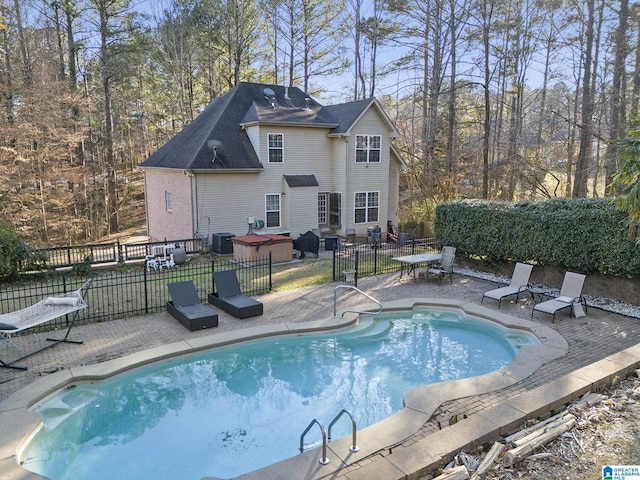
left=332, top=237, right=440, bottom=285
left=0, top=254, right=272, bottom=332
left=31, top=238, right=208, bottom=270
left=2, top=236, right=440, bottom=334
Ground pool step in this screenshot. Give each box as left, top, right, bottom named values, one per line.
left=357, top=319, right=393, bottom=339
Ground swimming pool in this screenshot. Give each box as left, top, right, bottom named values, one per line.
left=19, top=305, right=543, bottom=480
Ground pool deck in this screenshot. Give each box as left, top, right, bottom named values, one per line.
left=2, top=271, right=640, bottom=480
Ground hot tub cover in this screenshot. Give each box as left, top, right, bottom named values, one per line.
left=232, top=234, right=293, bottom=246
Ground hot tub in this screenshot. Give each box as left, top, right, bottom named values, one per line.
left=232, top=234, right=293, bottom=263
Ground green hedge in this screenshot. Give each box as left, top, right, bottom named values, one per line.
left=433, top=198, right=640, bottom=277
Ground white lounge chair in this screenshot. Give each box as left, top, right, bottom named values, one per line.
left=427, top=246, right=456, bottom=283
left=532, top=272, right=587, bottom=322
left=482, top=262, right=533, bottom=308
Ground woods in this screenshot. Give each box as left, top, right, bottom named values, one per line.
left=1, top=0, right=639, bottom=246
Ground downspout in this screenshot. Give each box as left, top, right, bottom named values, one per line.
left=344, top=136, right=349, bottom=234
left=143, top=171, right=151, bottom=240
left=191, top=172, right=198, bottom=239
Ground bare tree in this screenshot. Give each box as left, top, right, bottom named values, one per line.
left=573, top=0, right=596, bottom=198
left=605, top=0, right=630, bottom=194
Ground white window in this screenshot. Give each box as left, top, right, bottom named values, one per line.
left=354, top=191, right=379, bottom=223
left=268, top=133, right=284, bottom=163
left=265, top=194, right=281, bottom=228
left=165, top=191, right=172, bottom=213
left=318, top=193, right=327, bottom=225
left=355, top=135, right=381, bottom=163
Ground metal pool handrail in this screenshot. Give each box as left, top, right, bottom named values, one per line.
left=328, top=409, right=359, bottom=453
left=300, top=419, right=330, bottom=465
left=333, top=285, right=383, bottom=318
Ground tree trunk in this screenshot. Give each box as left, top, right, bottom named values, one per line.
left=605, top=0, right=629, bottom=195
left=97, top=0, right=119, bottom=234
left=573, top=0, right=595, bottom=198
left=482, top=0, right=493, bottom=200
left=13, top=0, right=32, bottom=85
left=64, top=2, right=78, bottom=90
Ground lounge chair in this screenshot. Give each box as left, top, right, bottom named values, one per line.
left=427, top=246, right=456, bottom=283
left=532, top=271, right=587, bottom=322
left=208, top=270, right=264, bottom=319
left=167, top=281, right=219, bottom=331
left=0, top=279, right=92, bottom=370
left=482, top=262, right=533, bottom=308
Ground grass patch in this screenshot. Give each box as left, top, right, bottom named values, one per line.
left=271, top=259, right=333, bottom=291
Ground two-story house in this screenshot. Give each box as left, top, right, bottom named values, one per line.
left=139, top=82, right=403, bottom=245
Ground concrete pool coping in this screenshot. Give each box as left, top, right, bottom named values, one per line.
left=0, top=297, right=575, bottom=480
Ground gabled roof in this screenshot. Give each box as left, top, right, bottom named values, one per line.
left=325, top=98, right=399, bottom=138
left=140, top=82, right=397, bottom=171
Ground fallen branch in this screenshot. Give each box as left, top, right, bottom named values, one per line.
left=434, top=465, right=469, bottom=480
left=504, top=411, right=566, bottom=445
left=510, top=414, right=576, bottom=448
left=470, top=442, right=504, bottom=479
left=503, top=416, right=577, bottom=466
left=570, top=392, right=605, bottom=411
left=526, top=452, right=554, bottom=461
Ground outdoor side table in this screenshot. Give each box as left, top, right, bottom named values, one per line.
left=529, top=287, right=548, bottom=303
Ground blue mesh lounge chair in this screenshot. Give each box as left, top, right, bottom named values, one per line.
left=208, top=270, right=264, bottom=319
left=167, top=281, right=219, bottom=331
left=482, top=262, right=533, bottom=308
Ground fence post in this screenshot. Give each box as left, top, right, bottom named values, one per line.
left=269, top=251, right=273, bottom=291
left=332, top=245, right=337, bottom=281
left=117, top=240, right=124, bottom=264
left=373, top=242, right=378, bottom=275
left=144, top=266, right=149, bottom=314
left=211, top=258, right=215, bottom=293
left=354, top=250, right=359, bottom=288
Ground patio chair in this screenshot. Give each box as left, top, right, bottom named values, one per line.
left=208, top=270, right=263, bottom=319
left=343, top=229, right=357, bottom=246
left=532, top=271, right=587, bottom=322
left=427, top=246, right=456, bottom=283
left=482, top=262, right=533, bottom=308
left=167, top=281, right=219, bottom=331
left=0, top=279, right=92, bottom=370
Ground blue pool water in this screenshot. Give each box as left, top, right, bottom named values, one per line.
left=22, top=309, right=539, bottom=480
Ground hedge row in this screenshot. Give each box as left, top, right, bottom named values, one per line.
left=433, top=198, right=640, bottom=277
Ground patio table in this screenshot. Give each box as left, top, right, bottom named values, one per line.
left=392, top=253, right=442, bottom=281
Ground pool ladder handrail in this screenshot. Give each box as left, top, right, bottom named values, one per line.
left=299, top=419, right=329, bottom=464
left=333, top=285, right=382, bottom=318
left=328, top=409, right=359, bottom=453
left=300, top=409, right=359, bottom=465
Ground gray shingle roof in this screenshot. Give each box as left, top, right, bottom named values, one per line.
left=139, top=83, right=382, bottom=171
left=283, top=174, right=319, bottom=187
left=324, top=98, right=373, bottom=134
